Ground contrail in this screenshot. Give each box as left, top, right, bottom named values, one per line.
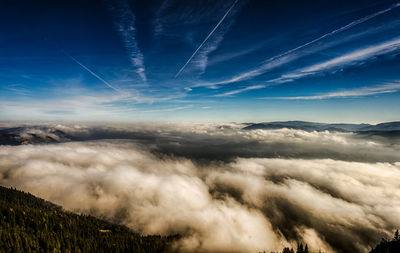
left=68, top=55, right=120, bottom=92
left=174, top=0, right=239, bottom=78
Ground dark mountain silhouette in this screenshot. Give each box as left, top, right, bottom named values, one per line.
left=242, top=121, right=400, bottom=132
left=359, top=121, right=400, bottom=131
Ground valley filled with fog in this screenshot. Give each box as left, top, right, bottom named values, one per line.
left=1, top=123, right=400, bottom=253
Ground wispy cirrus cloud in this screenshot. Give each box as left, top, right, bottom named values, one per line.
left=196, top=2, right=400, bottom=88
left=139, top=105, right=193, bottom=113
left=207, top=42, right=266, bottom=66
left=262, top=81, right=400, bottom=100
left=270, top=37, right=400, bottom=83
left=1, top=83, right=31, bottom=96
left=153, top=0, right=174, bottom=37
left=214, top=84, right=265, bottom=97
left=105, top=0, right=147, bottom=82
left=0, top=91, right=186, bottom=121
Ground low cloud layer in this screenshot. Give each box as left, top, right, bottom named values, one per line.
left=1, top=124, right=400, bottom=252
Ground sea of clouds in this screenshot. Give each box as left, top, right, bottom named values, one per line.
left=0, top=123, right=399, bottom=253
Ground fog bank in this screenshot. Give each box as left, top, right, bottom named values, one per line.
left=1, top=124, right=400, bottom=252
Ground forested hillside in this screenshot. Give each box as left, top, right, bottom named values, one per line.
left=0, top=186, right=176, bottom=253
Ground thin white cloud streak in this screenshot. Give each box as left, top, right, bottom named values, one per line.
left=2, top=84, right=31, bottom=96
left=138, top=105, right=193, bottom=113
left=207, top=42, right=265, bottom=66
left=271, top=37, right=400, bottom=83
left=214, top=84, right=265, bottom=97
left=174, top=0, right=239, bottom=78
left=68, top=56, right=121, bottom=92
left=106, top=0, right=147, bottom=82
left=262, top=82, right=400, bottom=100
left=196, top=2, right=400, bottom=88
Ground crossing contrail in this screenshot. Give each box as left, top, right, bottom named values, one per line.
left=265, top=2, right=400, bottom=63
left=68, top=55, right=120, bottom=92
left=197, top=2, right=400, bottom=87
left=174, top=0, right=239, bottom=78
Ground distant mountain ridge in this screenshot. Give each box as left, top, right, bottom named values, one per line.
left=242, top=121, right=400, bottom=132
left=1, top=121, right=400, bottom=146
left=0, top=125, right=72, bottom=145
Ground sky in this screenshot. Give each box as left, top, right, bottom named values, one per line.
left=0, top=0, right=400, bottom=123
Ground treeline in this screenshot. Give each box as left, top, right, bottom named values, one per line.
left=370, top=229, right=400, bottom=253
left=0, top=186, right=176, bottom=253
left=266, top=243, right=310, bottom=253
left=269, top=230, right=400, bottom=253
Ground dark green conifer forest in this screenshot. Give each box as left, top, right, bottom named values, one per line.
left=0, top=186, right=176, bottom=253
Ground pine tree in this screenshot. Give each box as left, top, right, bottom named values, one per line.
left=394, top=229, right=399, bottom=241
left=304, top=244, right=309, bottom=253
left=297, top=243, right=304, bottom=253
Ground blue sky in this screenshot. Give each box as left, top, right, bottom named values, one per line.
left=1, top=0, right=400, bottom=123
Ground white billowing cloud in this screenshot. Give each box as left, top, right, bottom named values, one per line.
left=0, top=142, right=283, bottom=253
left=1, top=125, right=400, bottom=252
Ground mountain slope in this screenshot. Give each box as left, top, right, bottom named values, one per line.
left=0, top=185, right=176, bottom=253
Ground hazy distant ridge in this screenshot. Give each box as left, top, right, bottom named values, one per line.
left=242, top=121, right=400, bottom=132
